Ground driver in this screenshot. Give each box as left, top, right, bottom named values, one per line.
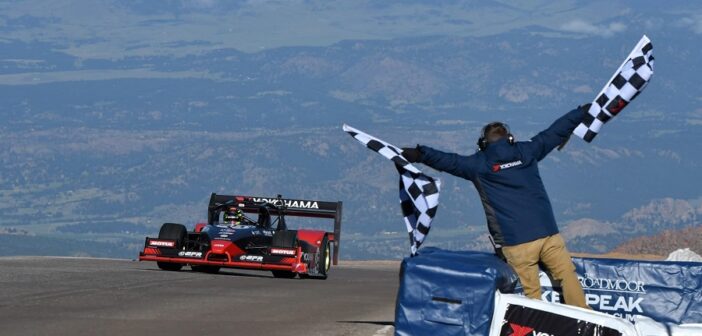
left=223, top=207, right=245, bottom=225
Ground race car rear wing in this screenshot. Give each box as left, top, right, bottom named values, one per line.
left=207, top=193, right=343, bottom=264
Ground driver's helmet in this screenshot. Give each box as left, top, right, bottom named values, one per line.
left=223, top=207, right=244, bottom=224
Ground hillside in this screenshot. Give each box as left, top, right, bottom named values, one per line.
left=562, top=198, right=702, bottom=254
left=2, top=2, right=702, bottom=259
left=612, top=225, right=702, bottom=257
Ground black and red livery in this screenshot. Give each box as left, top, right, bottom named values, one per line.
left=139, top=194, right=342, bottom=279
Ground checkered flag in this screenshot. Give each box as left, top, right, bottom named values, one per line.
left=573, top=35, right=654, bottom=142
left=343, top=124, right=441, bottom=256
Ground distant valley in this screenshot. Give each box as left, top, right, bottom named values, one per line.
left=1, top=5, right=701, bottom=259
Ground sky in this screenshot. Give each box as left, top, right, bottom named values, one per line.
left=2, top=0, right=700, bottom=59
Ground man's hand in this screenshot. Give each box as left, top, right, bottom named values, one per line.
left=557, top=103, right=591, bottom=151
left=580, top=103, right=592, bottom=114
left=402, top=147, right=422, bottom=163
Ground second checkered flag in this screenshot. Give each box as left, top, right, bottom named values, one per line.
left=574, top=35, right=655, bottom=142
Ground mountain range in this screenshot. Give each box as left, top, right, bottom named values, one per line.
left=1, top=1, right=701, bottom=259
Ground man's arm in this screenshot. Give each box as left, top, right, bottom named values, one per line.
left=526, top=105, right=587, bottom=161
left=415, top=145, right=476, bottom=180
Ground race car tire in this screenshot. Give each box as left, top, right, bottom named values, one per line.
left=158, top=223, right=187, bottom=248
left=272, top=230, right=297, bottom=248
left=157, top=262, right=183, bottom=271
left=315, top=236, right=331, bottom=279
left=156, top=223, right=187, bottom=272
left=320, top=236, right=331, bottom=278
left=191, top=265, right=220, bottom=274
left=271, top=270, right=297, bottom=279
left=300, top=236, right=331, bottom=280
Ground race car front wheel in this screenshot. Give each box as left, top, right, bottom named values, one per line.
left=158, top=223, right=187, bottom=248
left=156, top=223, right=187, bottom=271
left=157, top=262, right=183, bottom=271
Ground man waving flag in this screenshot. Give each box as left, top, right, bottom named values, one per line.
left=343, top=124, right=440, bottom=256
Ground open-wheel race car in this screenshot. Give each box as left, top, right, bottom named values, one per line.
left=139, top=194, right=342, bottom=279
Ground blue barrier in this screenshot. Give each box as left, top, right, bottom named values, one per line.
left=394, top=248, right=519, bottom=336
left=541, top=257, right=702, bottom=324
left=396, top=249, right=702, bottom=335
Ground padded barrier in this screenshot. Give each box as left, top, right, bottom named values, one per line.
left=540, top=257, right=702, bottom=324
left=395, top=249, right=702, bottom=335
left=394, top=248, right=519, bottom=336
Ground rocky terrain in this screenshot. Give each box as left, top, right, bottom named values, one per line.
left=612, top=225, right=702, bottom=257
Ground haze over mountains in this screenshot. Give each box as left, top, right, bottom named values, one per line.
left=1, top=1, right=701, bottom=259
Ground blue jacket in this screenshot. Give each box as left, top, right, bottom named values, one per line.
left=418, top=107, right=585, bottom=246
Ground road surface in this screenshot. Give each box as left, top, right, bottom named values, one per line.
left=0, top=257, right=400, bottom=336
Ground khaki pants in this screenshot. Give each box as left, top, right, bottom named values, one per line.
left=502, top=233, right=589, bottom=309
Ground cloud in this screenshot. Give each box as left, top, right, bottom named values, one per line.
left=559, top=20, right=626, bottom=37
left=184, top=0, right=217, bottom=8
left=572, top=84, right=593, bottom=94
left=678, top=15, right=702, bottom=34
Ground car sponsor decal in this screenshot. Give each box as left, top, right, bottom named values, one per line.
left=178, top=251, right=203, bottom=258
left=303, top=249, right=322, bottom=275
left=149, top=240, right=175, bottom=248
left=270, top=248, right=296, bottom=256
left=251, top=197, right=320, bottom=209
left=239, top=255, right=263, bottom=262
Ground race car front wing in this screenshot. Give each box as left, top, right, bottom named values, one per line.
left=139, top=238, right=312, bottom=273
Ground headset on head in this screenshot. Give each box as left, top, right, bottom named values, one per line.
left=477, top=122, right=515, bottom=151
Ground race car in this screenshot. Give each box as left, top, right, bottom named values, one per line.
left=139, top=194, right=342, bottom=279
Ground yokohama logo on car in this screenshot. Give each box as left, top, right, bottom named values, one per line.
left=251, top=197, right=320, bottom=209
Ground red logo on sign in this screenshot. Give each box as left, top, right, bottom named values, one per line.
left=509, top=323, right=534, bottom=336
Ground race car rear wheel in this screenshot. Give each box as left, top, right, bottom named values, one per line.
left=301, top=236, right=331, bottom=280
left=316, top=236, right=331, bottom=279
left=156, top=223, right=187, bottom=272
left=271, top=270, right=297, bottom=278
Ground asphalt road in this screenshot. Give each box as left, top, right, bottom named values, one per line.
left=0, top=257, right=400, bottom=336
